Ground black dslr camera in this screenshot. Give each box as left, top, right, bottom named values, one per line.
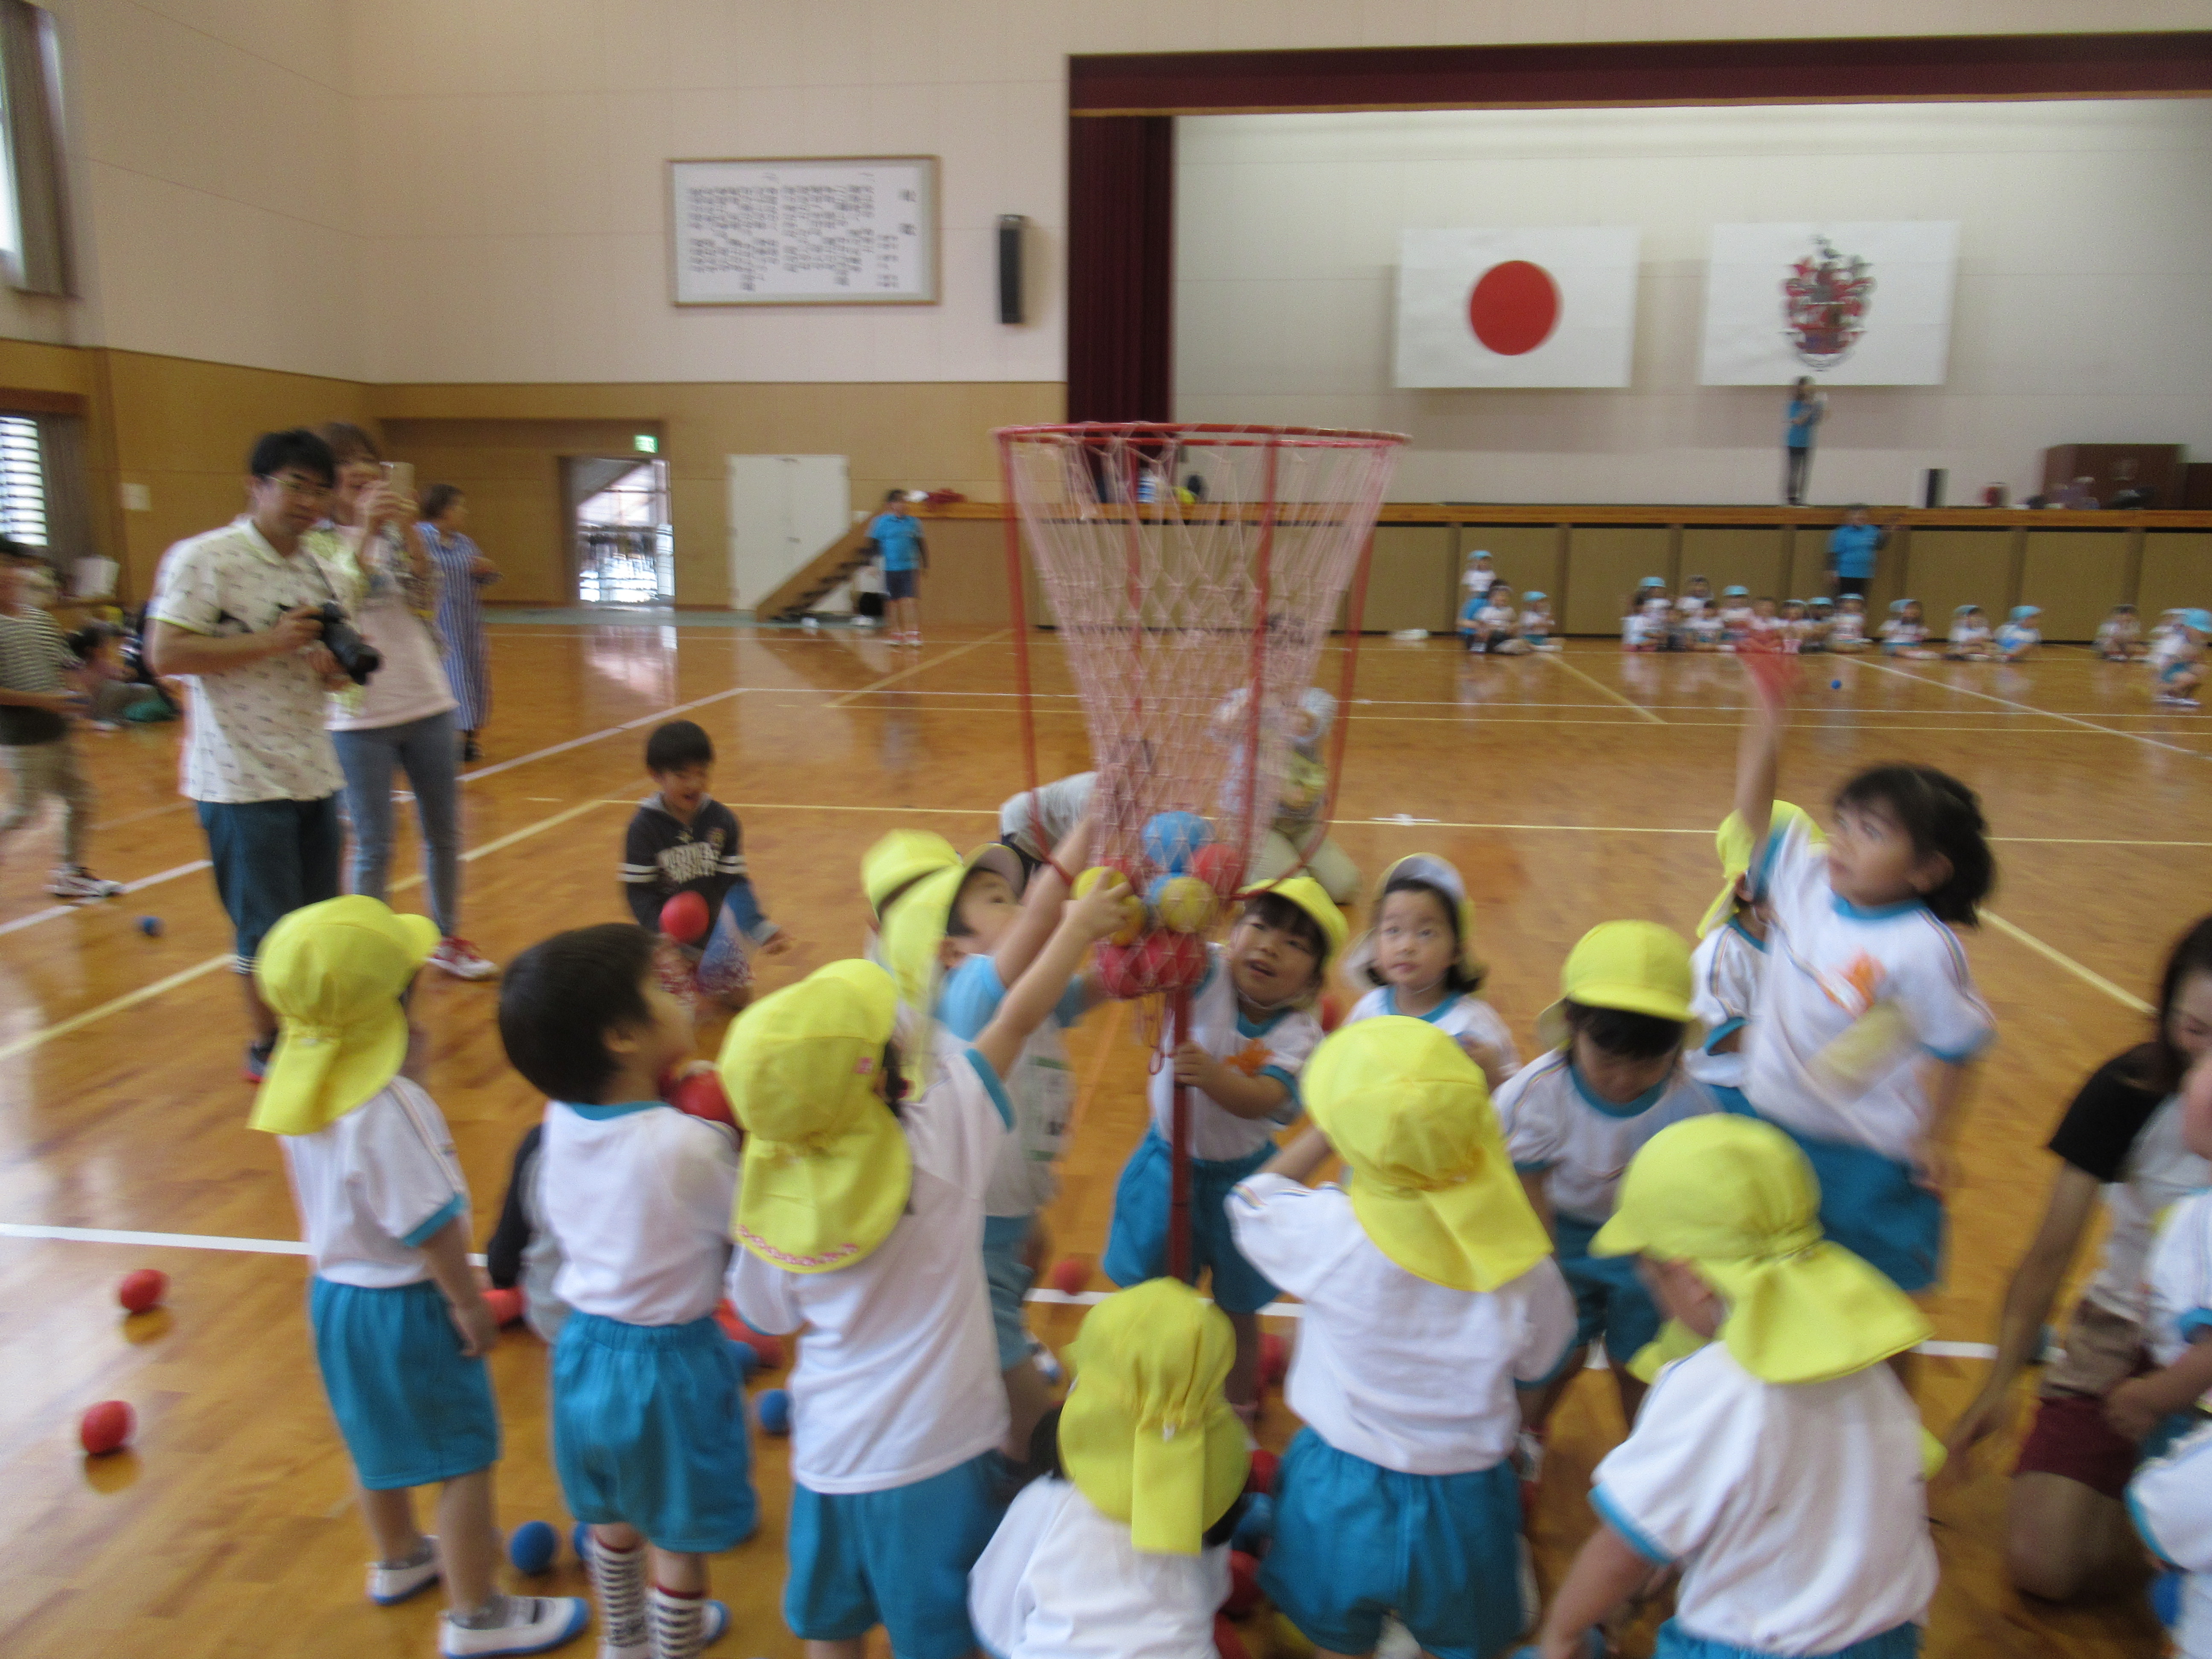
left=316, top=602, right=383, bottom=684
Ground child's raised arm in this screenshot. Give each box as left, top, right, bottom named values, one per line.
left=990, top=812, right=1098, bottom=991
left=972, top=873, right=1129, bottom=1081
left=1733, top=655, right=1791, bottom=882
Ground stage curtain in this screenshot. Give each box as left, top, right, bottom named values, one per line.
left=1066, top=115, right=1172, bottom=424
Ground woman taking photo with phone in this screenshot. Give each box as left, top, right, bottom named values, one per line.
left=312, top=422, right=497, bottom=981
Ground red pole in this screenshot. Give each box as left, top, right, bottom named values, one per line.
left=999, top=432, right=1042, bottom=805
left=1240, top=440, right=1281, bottom=860
left=1167, top=984, right=1193, bottom=1284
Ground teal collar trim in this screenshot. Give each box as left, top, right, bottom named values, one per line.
left=1725, top=917, right=1767, bottom=954
left=1568, top=1062, right=1670, bottom=1120
left=1383, top=987, right=1462, bottom=1025
left=563, top=1099, right=667, bottom=1121
left=1236, top=1001, right=1291, bottom=1039
left=1831, top=893, right=1927, bottom=922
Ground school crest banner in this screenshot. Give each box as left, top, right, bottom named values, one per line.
left=1700, top=221, right=1959, bottom=386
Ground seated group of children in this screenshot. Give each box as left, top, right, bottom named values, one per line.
left=1459, top=552, right=1557, bottom=654
left=245, top=661, right=2212, bottom=1659
left=1619, top=576, right=1871, bottom=655
left=1935, top=603, right=2042, bottom=661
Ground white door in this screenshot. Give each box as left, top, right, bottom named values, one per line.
left=726, top=454, right=851, bottom=610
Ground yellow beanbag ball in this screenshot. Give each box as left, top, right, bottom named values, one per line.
left=1075, top=865, right=1146, bottom=947
left=1153, top=874, right=1219, bottom=935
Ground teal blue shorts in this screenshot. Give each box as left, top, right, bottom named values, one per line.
left=310, top=1277, right=500, bottom=1491
left=981, top=1214, right=1035, bottom=1372
left=1760, top=1118, right=1944, bottom=1294
left=785, top=1452, right=1011, bottom=1659
left=551, top=1311, right=756, bottom=1554
left=1655, top=1619, right=1919, bottom=1658
left=1261, top=1428, right=1524, bottom=1659
left=1556, top=1214, right=1662, bottom=1366
left=1102, top=1131, right=1278, bottom=1315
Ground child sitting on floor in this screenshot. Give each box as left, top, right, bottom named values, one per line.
left=1997, top=605, right=2042, bottom=662
left=1945, top=605, right=1994, bottom=661
left=1520, top=591, right=1557, bottom=650
left=2097, top=603, right=2146, bottom=661
left=1880, top=599, right=1933, bottom=658
left=1828, top=594, right=1869, bottom=653
left=1717, top=587, right=1754, bottom=649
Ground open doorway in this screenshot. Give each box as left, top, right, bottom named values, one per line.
left=566, top=456, right=672, bottom=604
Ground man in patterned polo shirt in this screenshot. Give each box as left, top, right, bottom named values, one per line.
left=148, top=429, right=356, bottom=1081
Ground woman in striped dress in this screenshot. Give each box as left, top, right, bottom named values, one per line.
left=419, top=484, right=499, bottom=761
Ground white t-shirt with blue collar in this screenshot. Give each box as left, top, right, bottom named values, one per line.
left=539, top=1097, right=738, bottom=1327
left=1345, top=985, right=1518, bottom=1076
left=1494, top=1050, right=1718, bottom=1228
left=1744, top=816, right=1995, bottom=1164
left=1686, top=920, right=1766, bottom=1090
left=938, top=951, right=1089, bottom=1219
left=278, top=1077, right=469, bottom=1289
left=2131, top=1420, right=2212, bottom=1659
left=1149, top=947, right=1320, bottom=1163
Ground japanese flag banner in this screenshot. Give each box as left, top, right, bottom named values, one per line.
left=1394, top=227, right=1639, bottom=388
left=1700, top=221, right=1959, bottom=386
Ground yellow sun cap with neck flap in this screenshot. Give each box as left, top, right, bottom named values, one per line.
left=1304, top=1016, right=1553, bottom=1292
left=717, top=959, right=911, bottom=1274
left=861, top=829, right=961, bottom=920
left=1535, top=920, right=1703, bottom=1052
left=1592, top=1114, right=1929, bottom=1385
left=1698, top=801, right=1823, bottom=939
left=1057, top=1278, right=1250, bottom=1556
left=250, top=896, right=439, bottom=1136
left=1246, top=874, right=1348, bottom=967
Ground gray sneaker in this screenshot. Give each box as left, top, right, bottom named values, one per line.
left=439, top=1594, right=589, bottom=1657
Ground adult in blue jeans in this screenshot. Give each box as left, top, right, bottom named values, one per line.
left=316, top=423, right=497, bottom=983
left=867, top=489, right=928, bottom=646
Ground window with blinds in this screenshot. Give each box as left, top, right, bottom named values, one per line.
left=0, top=413, right=46, bottom=547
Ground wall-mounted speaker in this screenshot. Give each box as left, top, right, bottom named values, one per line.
left=1922, top=468, right=1946, bottom=509
left=997, top=214, right=1026, bottom=326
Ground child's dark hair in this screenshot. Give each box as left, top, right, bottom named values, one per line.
left=498, top=924, right=658, bottom=1103
left=66, top=619, right=121, bottom=658
left=247, top=428, right=335, bottom=486
left=420, top=482, right=464, bottom=521
left=1025, top=1405, right=1249, bottom=1545
left=1243, top=889, right=1328, bottom=965
left=1563, top=1000, right=1684, bottom=1060
left=1365, top=875, right=1483, bottom=994
left=2124, top=914, right=2212, bottom=1096
left=1832, top=764, right=1994, bottom=926
left=313, top=420, right=381, bottom=464
left=645, top=719, right=713, bottom=774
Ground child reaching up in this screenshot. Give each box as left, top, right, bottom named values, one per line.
left=967, top=1279, right=1251, bottom=1658
left=498, top=924, right=755, bottom=1659
left=1494, top=922, right=1719, bottom=1432
left=720, top=876, right=1130, bottom=1659
left=1733, top=655, right=1996, bottom=1309
left=252, top=897, right=587, bottom=1659
left=1102, top=877, right=1346, bottom=1412
left=1687, top=805, right=1819, bottom=1114
left=1343, top=853, right=1516, bottom=1088
left=1228, top=1018, right=1572, bottom=1659
left=1524, top=1115, right=1936, bottom=1659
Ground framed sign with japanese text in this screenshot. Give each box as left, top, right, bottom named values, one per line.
left=668, top=156, right=938, bottom=306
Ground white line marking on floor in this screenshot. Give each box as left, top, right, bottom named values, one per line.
left=458, top=685, right=754, bottom=783
left=1983, top=911, right=2156, bottom=1015
left=1542, top=651, right=1665, bottom=723
left=824, top=630, right=1014, bottom=708
left=1857, top=659, right=2206, bottom=759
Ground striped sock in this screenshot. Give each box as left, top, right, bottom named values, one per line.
left=648, top=1584, right=706, bottom=1659
left=586, top=1536, right=646, bottom=1653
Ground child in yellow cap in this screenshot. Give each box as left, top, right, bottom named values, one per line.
left=1734, top=669, right=1995, bottom=1303
left=1494, top=921, right=1720, bottom=1435
left=1101, top=875, right=1348, bottom=1412
left=1227, top=1016, right=1571, bottom=1659
left=497, top=921, right=751, bottom=1659
left=1684, top=805, right=1819, bottom=1114
left=720, top=873, right=1130, bottom=1659
left=1524, top=1115, right=1935, bottom=1659
left=1341, top=853, right=1517, bottom=1090
left=902, top=814, right=1109, bottom=1454
left=252, top=896, right=587, bottom=1659
left=967, top=1278, right=1253, bottom=1658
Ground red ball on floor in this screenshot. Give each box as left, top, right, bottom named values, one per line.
left=117, top=1268, right=167, bottom=1314
left=1049, top=1258, right=1089, bottom=1297
left=80, top=1400, right=134, bottom=1455
left=483, top=1287, right=524, bottom=1327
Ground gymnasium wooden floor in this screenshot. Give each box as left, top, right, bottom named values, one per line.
left=2, top=619, right=2202, bottom=1659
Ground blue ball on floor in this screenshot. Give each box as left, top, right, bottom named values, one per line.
left=508, top=1519, right=558, bottom=1574
left=1230, top=1493, right=1272, bottom=1554
left=137, top=916, right=162, bottom=936
left=757, top=1387, right=792, bottom=1436
left=1831, top=679, right=1843, bottom=690
left=730, top=1338, right=760, bottom=1378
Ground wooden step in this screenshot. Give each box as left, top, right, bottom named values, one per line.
left=754, top=522, right=878, bottom=621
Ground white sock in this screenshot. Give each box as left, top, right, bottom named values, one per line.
left=649, top=1585, right=706, bottom=1659
left=588, top=1537, right=647, bottom=1651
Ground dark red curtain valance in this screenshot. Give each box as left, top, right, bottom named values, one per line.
left=1065, top=115, right=1173, bottom=425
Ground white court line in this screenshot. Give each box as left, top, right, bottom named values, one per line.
left=1541, top=650, right=1665, bottom=724
left=1857, top=658, right=2207, bottom=759
left=1982, top=911, right=2155, bottom=1015
left=0, top=859, right=212, bottom=939
left=824, top=630, right=1013, bottom=707
left=0, top=1222, right=2000, bottom=1359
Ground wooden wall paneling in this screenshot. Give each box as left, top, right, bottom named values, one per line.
left=1345, top=525, right=1455, bottom=632
left=2020, top=530, right=2132, bottom=642
left=2137, top=532, right=2212, bottom=620
left=1563, top=525, right=1670, bottom=634
left=1682, top=526, right=1789, bottom=605
left=1904, top=530, right=2016, bottom=631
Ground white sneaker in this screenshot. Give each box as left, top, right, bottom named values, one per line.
left=48, top=866, right=124, bottom=899
left=647, top=1586, right=730, bottom=1659
left=439, top=1594, right=590, bottom=1658
left=429, top=937, right=500, bottom=981
left=366, top=1537, right=440, bottom=1605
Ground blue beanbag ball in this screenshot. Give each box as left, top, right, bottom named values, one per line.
left=1142, top=811, right=1212, bottom=875
left=730, top=1338, right=760, bottom=1378
left=508, top=1519, right=558, bottom=1574
left=757, top=1387, right=792, bottom=1436
left=1230, top=1494, right=1272, bottom=1554
left=571, top=1522, right=591, bottom=1565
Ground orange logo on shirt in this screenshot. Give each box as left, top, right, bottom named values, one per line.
left=1817, top=952, right=1886, bottom=1018
left=1225, top=1039, right=1273, bottom=1077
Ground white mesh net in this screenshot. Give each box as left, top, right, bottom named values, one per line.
left=997, top=422, right=1404, bottom=999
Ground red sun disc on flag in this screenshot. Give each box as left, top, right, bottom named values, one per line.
left=1467, top=260, right=1560, bottom=356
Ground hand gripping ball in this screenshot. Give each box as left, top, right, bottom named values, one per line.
left=1074, top=864, right=1146, bottom=947
left=1142, top=811, right=1213, bottom=875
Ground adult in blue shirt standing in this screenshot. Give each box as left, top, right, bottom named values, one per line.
left=1783, top=376, right=1825, bottom=505
left=1826, top=503, right=1891, bottom=600
left=867, top=489, right=928, bottom=646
